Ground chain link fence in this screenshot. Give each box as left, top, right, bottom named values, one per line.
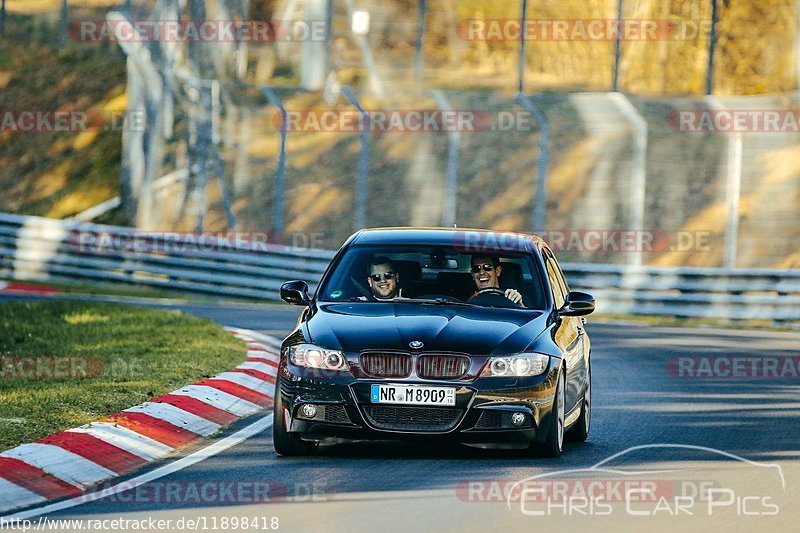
left=5, top=0, right=799, bottom=269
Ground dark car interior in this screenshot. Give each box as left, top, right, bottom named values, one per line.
left=321, top=246, right=547, bottom=309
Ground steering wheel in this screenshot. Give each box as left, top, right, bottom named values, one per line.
left=349, top=275, right=373, bottom=298
left=475, top=288, right=505, bottom=296
left=468, top=288, right=522, bottom=308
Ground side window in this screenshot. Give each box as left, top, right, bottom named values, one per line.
left=547, top=249, right=571, bottom=297
left=542, top=249, right=566, bottom=309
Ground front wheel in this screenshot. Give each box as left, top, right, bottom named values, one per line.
left=273, top=381, right=317, bottom=456
left=568, top=364, right=591, bottom=442
left=532, top=369, right=565, bottom=457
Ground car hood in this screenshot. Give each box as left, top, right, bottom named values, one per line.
left=305, top=302, right=550, bottom=355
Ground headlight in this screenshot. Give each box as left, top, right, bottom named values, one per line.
left=480, top=353, right=549, bottom=377
left=287, top=344, right=349, bottom=371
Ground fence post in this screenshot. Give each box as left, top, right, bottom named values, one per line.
left=342, top=86, right=370, bottom=230
left=609, top=93, right=647, bottom=267
left=193, top=85, right=210, bottom=233
left=261, top=86, right=288, bottom=238
left=797, top=0, right=800, bottom=91
left=518, top=0, right=527, bottom=94
left=1, top=0, right=6, bottom=36
left=209, top=80, right=236, bottom=230
left=431, top=90, right=459, bottom=227
left=706, top=0, right=719, bottom=95
left=415, top=0, right=427, bottom=92
left=612, top=0, right=623, bottom=91
left=325, top=0, right=334, bottom=77
left=59, top=0, right=68, bottom=49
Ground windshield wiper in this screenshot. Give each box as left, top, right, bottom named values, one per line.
left=390, top=297, right=477, bottom=307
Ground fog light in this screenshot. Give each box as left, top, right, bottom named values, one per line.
left=510, top=412, right=526, bottom=427
left=300, top=404, right=318, bottom=419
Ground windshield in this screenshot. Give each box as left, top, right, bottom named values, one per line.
left=317, top=244, right=547, bottom=310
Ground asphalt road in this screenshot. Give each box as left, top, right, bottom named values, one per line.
left=2, top=294, right=800, bottom=532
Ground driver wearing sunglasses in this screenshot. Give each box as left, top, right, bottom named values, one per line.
left=367, top=257, right=401, bottom=300
left=468, top=255, right=525, bottom=307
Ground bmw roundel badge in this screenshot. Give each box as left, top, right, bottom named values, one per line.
left=409, top=340, right=424, bottom=349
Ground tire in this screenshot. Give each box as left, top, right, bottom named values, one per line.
left=568, top=363, right=591, bottom=442
left=533, top=369, right=565, bottom=458
left=273, top=382, right=317, bottom=456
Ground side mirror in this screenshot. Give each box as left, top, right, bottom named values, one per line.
left=558, top=291, right=595, bottom=317
left=280, top=280, right=311, bottom=306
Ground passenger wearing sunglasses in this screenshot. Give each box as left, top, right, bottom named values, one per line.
left=367, top=257, right=401, bottom=300
left=468, top=255, right=525, bottom=307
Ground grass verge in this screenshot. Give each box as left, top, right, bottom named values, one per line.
left=0, top=301, right=247, bottom=451
left=0, top=276, right=272, bottom=305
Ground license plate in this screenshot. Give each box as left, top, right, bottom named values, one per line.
left=370, top=384, right=456, bottom=406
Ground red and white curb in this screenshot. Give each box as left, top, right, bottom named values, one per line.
left=0, top=327, right=280, bottom=515
left=0, top=281, right=62, bottom=296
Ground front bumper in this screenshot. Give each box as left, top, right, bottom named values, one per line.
left=277, top=361, right=560, bottom=445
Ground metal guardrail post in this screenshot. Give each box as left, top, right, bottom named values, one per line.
left=301, top=0, right=328, bottom=90
left=516, top=94, right=550, bottom=232
left=430, top=90, right=460, bottom=227
left=343, top=0, right=384, bottom=97
left=609, top=93, right=647, bottom=267
left=342, top=86, right=370, bottom=231
left=261, top=86, right=289, bottom=238
left=706, top=96, right=742, bottom=268
left=518, top=0, right=550, bottom=232
left=107, top=10, right=165, bottom=229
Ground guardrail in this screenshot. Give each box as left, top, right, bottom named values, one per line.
left=561, top=264, right=800, bottom=322
left=0, top=213, right=334, bottom=300
left=0, top=213, right=797, bottom=322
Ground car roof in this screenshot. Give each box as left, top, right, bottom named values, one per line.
left=350, top=227, right=545, bottom=253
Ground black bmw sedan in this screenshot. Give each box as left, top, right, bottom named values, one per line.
left=274, top=228, right=595, bottom=457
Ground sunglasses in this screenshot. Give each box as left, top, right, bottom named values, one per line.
left=370, top=272, right=396, bottom=282
left=471, top=263, right=496, bottom=273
